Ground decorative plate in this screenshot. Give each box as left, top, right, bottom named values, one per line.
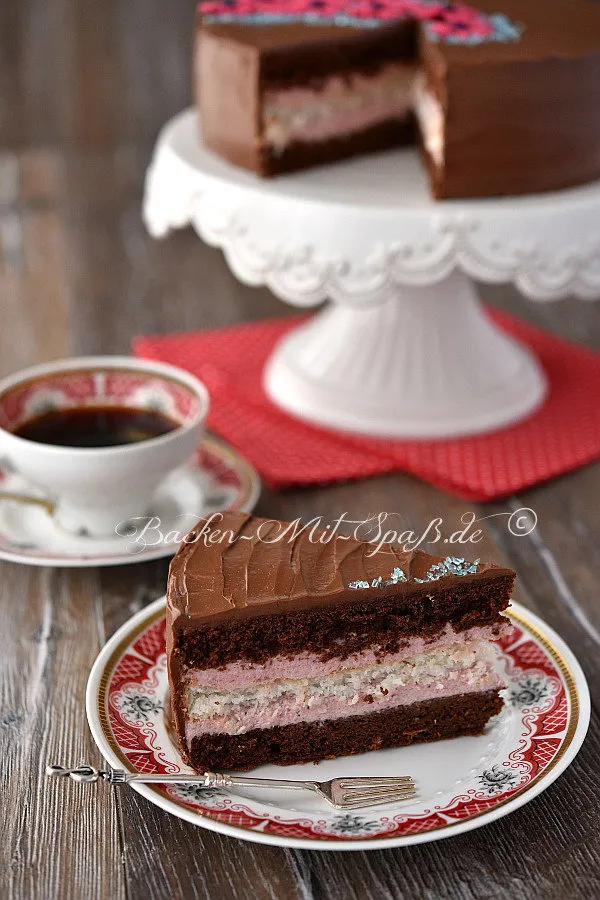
left=87, top=598, right=589, bottom=850
left=0, top=435, right=260, bottom=567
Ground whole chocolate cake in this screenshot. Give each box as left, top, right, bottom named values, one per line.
left=166, top=512, right=515, bottom=771
left=195, top=1, right=600, bottom=198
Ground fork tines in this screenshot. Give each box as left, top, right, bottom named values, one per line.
left=331, top=776, right=417, bottom=809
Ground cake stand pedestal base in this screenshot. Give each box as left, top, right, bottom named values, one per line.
left=265, top=272, right=546, bottom=438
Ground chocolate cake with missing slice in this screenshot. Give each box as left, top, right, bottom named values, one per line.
left=166, top=512, right=515, bottom=771
left=196, top=1, right=600, bottom=198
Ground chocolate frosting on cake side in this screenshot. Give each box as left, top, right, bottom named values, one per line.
left=421, top=0, right=600, bottom=198
left=167, top=511, right=514, bottom=631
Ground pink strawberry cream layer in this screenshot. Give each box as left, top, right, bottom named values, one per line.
left=184, top=635, right=508, bottom=740
left=262, top=62, right=416, bottom=150
left=186, top=622, right=511, bottom=690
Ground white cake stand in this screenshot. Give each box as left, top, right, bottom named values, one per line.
left=143, top=109, right=600, bottom=438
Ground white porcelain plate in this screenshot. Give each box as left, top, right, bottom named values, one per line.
left=87, top=598, right=589, bottom=850
left=0, top=435, right=260, bottom=567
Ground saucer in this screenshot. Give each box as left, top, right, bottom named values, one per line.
left=0, top=435, right=260, bottom=567
left=87, top=598, right=589, bottom=850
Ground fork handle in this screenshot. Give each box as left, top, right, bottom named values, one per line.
left=126, top=773, right=317, bottom=792
left=225, top=775, right=319, bottom=792
left=46, top=763, right=318, bottom=793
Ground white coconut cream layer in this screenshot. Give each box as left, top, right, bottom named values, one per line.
left=413, top=73, right=444, bottom=166
left=263, top=62, right=416, bottom=151
left=186, top=621, right=512, bottom=691
left=184, top=640, right=504, bottom=739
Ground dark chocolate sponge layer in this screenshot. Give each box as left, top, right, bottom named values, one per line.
left=201, top=20, right=416, bottom=85
left=185, top=689, right=503, bottom=772
left=172, top=575, right=512, bottom=670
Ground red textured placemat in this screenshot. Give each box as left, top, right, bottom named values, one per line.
left=133, top=311, right=600, bottom=500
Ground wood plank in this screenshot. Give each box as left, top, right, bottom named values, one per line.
left=0, top=150, right=70, bottom=374
left=483, top=282, right=600, bottom=350
left=0, top=565, right=127, bottom=900
left=59, top=146, right=284, bottom=358
left=114, top=0, right=192, bottom=145
left=0, top=1, right=23, bottom=145
left=0, top=145, right=125, bottom=899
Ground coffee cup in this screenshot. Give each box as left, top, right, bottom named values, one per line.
left=0, top=356, right=209, bottom=538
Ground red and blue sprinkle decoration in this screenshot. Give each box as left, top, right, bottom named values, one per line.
left=200, top=1, right=523, bottom=44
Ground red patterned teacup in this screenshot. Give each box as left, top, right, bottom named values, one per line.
left=0, top=357, right=209, bottom=537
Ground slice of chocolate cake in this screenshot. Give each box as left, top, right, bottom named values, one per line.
left=166, top=512, right=515, bottom=771
left=196, top=1, right=600, bottom=197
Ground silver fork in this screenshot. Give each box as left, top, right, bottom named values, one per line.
left=47, top=763, right=417, bottom=810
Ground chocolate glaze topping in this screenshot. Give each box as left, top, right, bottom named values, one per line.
left=167, top=511, right=513, bottom=631
left=201, top=1, right=600, bottom=63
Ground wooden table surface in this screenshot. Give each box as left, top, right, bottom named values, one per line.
left=2, top=3, right=599, bottom=898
